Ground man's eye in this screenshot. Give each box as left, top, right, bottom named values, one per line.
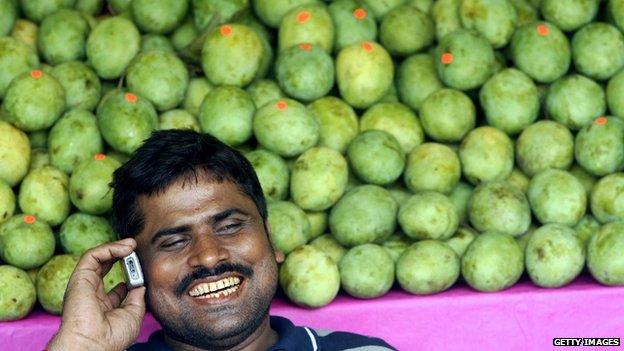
left=219, top=223, right=242, bottom=233
left=161, top=240, right=185, bottom=248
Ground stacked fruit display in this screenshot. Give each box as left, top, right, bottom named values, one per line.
left=2, top=0, right=624, bottom=320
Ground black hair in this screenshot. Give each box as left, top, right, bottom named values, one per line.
left=111, top=130, right=267, bottom=239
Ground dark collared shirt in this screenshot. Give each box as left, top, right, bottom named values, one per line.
left=128, top=315, right=396, bottom=351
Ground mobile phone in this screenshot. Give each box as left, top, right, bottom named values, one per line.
left=122, top=251, right=144, bottom=289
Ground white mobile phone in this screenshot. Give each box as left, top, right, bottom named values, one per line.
left=122, top=251, right=144, bottom=289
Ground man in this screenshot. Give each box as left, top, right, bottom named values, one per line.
left=48, top=130, right=395, bottom=351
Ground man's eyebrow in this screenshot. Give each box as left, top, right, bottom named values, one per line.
left=211, top=208, right=250, bottom=224
left=150, top=225, right=191, bottom=245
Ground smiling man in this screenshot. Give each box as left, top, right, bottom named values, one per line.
left=47, top=130, right=395, bottom=351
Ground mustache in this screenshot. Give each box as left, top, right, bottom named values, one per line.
left=174, top=262, right=253, bottom=297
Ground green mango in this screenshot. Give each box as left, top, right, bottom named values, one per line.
left=575, top=116, right=624, bottom=176
left=431, top=0, right=461, bottom=41
left=304, top=211, right=327, bottom=240
left=340, top=244, right=394, bottom=298
left=0, top=36, right=40, bottom=99
left=86, top=17, right=140, bottom=79
left=20, top=0, right=76, bottom=23
left=278, top=3, right=334, bottom=53
left=290, top=147, right=348, bottom=211
left=587, top=222, right=624, bottom=285
left=126, top=51, right=189, bottom=111
left=310, top=234, right=346, bottom=264
left=59, top=213, right=115, bottom=255
left=459, top=126, right=514, bottom=185
left=459, top=0, right=517, bottom=48
left=192, top=0, right=248, bottom=30
left=510, top=21, right=570, bottom=83
left=404, top=143, right=460, bottom=194
left=75, top=0, right=104, bottom=15
left=379, top=4, right=434, bottom=56
left=528, top=169, right=587, bottom=226
left=607, top=69, right=624, bottom=119
left=253, top=98, right=319, bottom=157
left=279, top=245, right=339, bottom=307
left=468, top=180, right=531, bottom=237
left=609, top=0, right=624, bottom=34
left=131, top=0, right=189, bottom=34
left=140, top=35, right=174, bottom=53
left=0, top=214, right=55, bottom=269
left=347, top=130, right=405, bottom=186
left=49, top=109, right=103, bottom=174
left=445, top=226, right=477, bottom=258
left=359, top=0, right=406, bottom=20
left=329, top=185, right=398, bottom=247
left=397, top=240, right=460, bottom=294
left=336, top=41, right=394, bottom=109
left=480, top=68, right=539, bottom=135
left=569, top=164, right=596, bottom=195
left=96, top=90, right=158, bottom=155
left=449, top=181, right=474, bottom=224
left=0, top=265, right=36, bottom=321
left=247, top=79, right=284, bottom=109
left=546, top=74, right=605, bottom=130
left=540, top=0, right=599, bottom=32
left=50, top=61, right=101, bottom=112
left=201, top=23, right=265, bottom=87
left=11, top=19, right=39, bottom=54
left=396, top=54, right=443, bottom=111
left=328, top=0, right=376, bottom=51
left=267, top=201, right=310, bottom=254
left=69, top=154, right=121, bottom=215
left=170, top=17, right=199, bottom=51
left=399, top=191, right=459, bottom=240
left=590, top=173, right=624, bottom=224
left=360, top=102, right=423, bottom=154
left=159, top=109, right=200, bottom=132
left=461, top=232, right=524, bottom=292
left=0, top=121, right=30, bottom=187
left=36, top=254, right=79, bottom=314
left=275, top=43, right=334, bottom=102
left=182, top=77, right=213, bottom=116
left=108, top=0, right=130, bottom=13
left=29, top=148, right=51, bottom=171
left=420, top=88, right=475, bottom=142
left=198, top=86, right=255, bottom=146
left=516, top=120, right=574, bottom=177
left=508, top=0, right=537, bottom=26
left=245, top=149, right=290, bottom=202
left=253, top=0, right=319, bottom=28
left=434, top=29, right=495, bottom=91
left=38, top=9, right=89, bottom=65
left=572, top=23, right=624, bottom=81
left=18, top=166, right=70, bottom=227
left=3, top=70, right=65, bottom=132
left=307, top=96, right=359, bottom=155
left=0, top=181, right=15, bottom=226
left=573, top=214, right=600, bottom=247
left=525, top=223, right=584, bottom=288
left=0, top=0, right=17, bottom=36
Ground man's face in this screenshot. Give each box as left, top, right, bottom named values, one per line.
left=134, top=175, right=282, bottom=348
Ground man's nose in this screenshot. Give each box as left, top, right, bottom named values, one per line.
left=187, top=234, right=230, bottom=268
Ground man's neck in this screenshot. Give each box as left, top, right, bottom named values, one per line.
left=163, top=316, right=278, bottom=351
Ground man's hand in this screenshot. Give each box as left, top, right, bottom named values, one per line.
left=47, top=239, right=146, bottom=351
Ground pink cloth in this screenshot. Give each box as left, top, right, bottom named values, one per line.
left=1, top=275, right=623, bottom=350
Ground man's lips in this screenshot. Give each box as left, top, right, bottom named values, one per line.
left=186, top=274, right=244, bottom=298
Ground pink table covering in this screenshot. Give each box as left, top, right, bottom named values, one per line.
left=1, top=274, right=623, bottom=351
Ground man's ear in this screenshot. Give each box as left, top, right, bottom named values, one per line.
left=265, top=222, right=285, bottom=263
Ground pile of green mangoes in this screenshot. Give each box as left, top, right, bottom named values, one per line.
left=2, top=0, right=624, bottom=318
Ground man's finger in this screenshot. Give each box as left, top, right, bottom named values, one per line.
left=107, top=283, right=128, bottom=308
left=74, top=239, right=136, bottom=276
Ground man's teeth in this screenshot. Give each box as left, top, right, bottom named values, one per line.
left=189, top=276, right=241, bottom=297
